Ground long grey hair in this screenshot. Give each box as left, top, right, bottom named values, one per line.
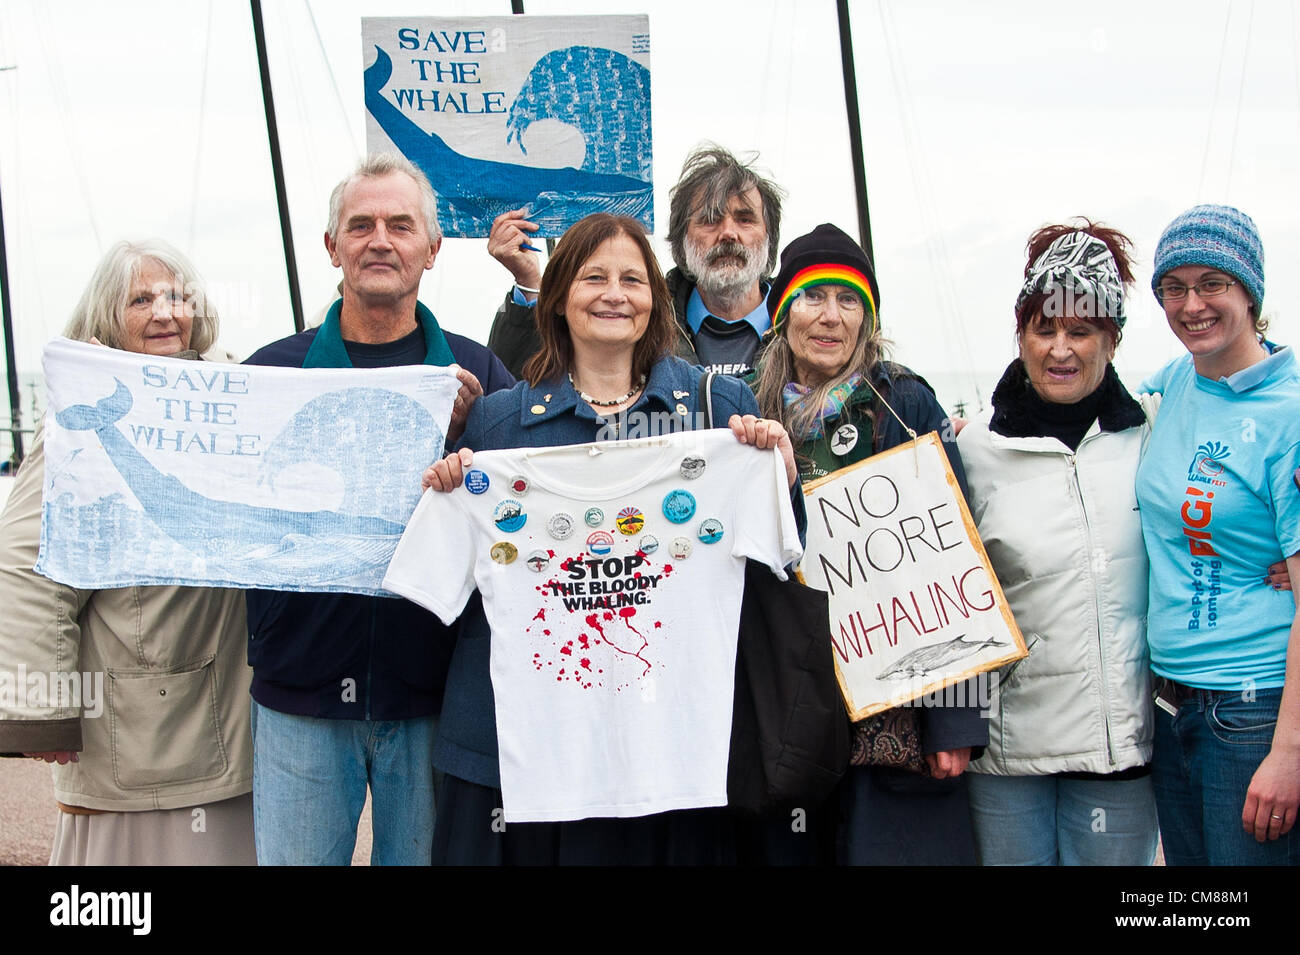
left=753, top=320, right=888, bottom=447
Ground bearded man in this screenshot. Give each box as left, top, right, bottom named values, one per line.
left=487, top=144, right=785, bottom=378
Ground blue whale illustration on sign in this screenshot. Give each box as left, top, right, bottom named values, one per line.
left=52, top=379, right=426, bottom=586
left=365, top=45, right=652, bottom=236
left=505, top=46, right=652, bottom=182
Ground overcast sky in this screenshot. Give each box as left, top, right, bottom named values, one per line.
left=2, top=0, right=1298, bottom=419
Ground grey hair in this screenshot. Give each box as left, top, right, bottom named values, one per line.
left=326, top=152, right=441, bottom=242
left=753, top=321, right=888, bottom=448
left=667, top=143, right=785, bottom=276
left=62, top=240, right=219, bottom=355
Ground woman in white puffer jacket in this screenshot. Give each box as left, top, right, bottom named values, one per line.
left=956, top=220, right=1157, bottom=866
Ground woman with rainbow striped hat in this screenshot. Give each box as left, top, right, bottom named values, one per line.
left=753, top=222, right=987, bottom=864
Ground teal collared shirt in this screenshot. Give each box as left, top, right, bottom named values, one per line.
left=303, top=299, right=457, bottom=368
left=1220, top=341, right=1290, bottom=393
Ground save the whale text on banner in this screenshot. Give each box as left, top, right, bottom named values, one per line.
left=798, top=432, right=1027, bottom=719
left=362, top=15, right=652, bottom=238
left=36, top=339, right=459, bottom=595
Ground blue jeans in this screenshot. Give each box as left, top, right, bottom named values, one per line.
left=250, top=700, right=436, bottom=865
left=1152, top=683, right=1298, bottom=866
left=967, top=772, right=1158, bottom=865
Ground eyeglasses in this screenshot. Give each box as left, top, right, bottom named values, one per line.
left=793, top=287, right=865, bottom=313
left=1154, top=279, right=1237, bottom=304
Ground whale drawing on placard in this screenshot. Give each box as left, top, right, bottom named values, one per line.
left=875, top=634, right=1008, bottom=681
left=53, top=379, right=412, bottom=584
left=365, top=45, right=652, bottom=236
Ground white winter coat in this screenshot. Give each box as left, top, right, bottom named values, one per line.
left=958, top=415, right=1153, bottom=775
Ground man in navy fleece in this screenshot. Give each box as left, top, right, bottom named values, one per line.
left=243, top=152, right=513, bottom=865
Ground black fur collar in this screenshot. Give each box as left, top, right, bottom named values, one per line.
left=988, top=359, right=1145, bottom=439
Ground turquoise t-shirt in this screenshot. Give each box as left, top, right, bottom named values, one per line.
left=1136, top=347, right=1300, bottom=690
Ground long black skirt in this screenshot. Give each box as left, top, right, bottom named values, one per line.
left=834, top=765, right=978, bottom=865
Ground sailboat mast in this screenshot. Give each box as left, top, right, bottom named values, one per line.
left=836, top=0, right=874, bottom=261
left=251, top=0, right=306, bottom=333
left=0, top=166, right=24, bottom=466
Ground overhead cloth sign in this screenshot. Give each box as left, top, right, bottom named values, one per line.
left=799, top=433, right=1026, bottom=719
left=362, top=15, right=653, bottom=238
left=36, top=339, right=458, bottom=595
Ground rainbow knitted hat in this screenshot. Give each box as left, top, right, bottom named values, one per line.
left=768, top=223, right=879, bottom=335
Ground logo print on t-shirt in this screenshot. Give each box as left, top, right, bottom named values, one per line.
left=1188, top=441, right=1230, bottom=482
left=831, top=423, right=858, bottom=456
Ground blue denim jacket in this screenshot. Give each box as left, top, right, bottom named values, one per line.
left=433, top=356, right=805, bottom=786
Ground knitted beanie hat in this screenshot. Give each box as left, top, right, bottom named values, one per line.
left=1151, top=204, right=1264, bottom=309
left=768, top=223, right=879, bottom=334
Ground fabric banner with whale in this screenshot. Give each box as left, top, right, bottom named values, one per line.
left=35, top=339, right=459, bottom=595
left=361, top=15, right=652, bottom=238
left=798, top=432, right=1027, bottom=719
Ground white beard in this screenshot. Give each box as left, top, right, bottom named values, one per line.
left=685, top=236, right=766, bottom=309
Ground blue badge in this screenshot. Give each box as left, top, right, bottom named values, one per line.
left=662, top=489, right=697, bottom=524
left=697, top=518, right=724, bottom=544
left=493, top=499, right=527, bottom=533
left=465, top=469, right=490, bottom=494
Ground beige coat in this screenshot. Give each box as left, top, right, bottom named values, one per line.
left=0, top=422, right=252, bottom=811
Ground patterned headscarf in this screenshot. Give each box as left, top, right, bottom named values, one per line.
left=1015, top=231, right=1125, bottom=327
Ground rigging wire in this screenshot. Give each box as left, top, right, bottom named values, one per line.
left=189, top=0, right=215, bottom=253
left=1197, top=1, right=1234, bottom=201
left=30, top=5, right=100, bottom=249
left=280, top=4, right=324, bottom=218
left=877, top=0, right=983, bottom=409
left=1279, top=16, right=1300, bottom=374
left=1294, top=0, right=1300, bottom=136
left=305, top=0, right=360, bottom=157
left=1225, top=0, right=1255, bottom=199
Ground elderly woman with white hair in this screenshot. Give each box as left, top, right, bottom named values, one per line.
left=0, top=240, right=254, bottom=865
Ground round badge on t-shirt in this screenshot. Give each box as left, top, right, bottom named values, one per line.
left=662, top=489, right=697, bottom=524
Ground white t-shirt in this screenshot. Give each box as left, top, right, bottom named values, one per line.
left=383, top=429, right=802, bottom=822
